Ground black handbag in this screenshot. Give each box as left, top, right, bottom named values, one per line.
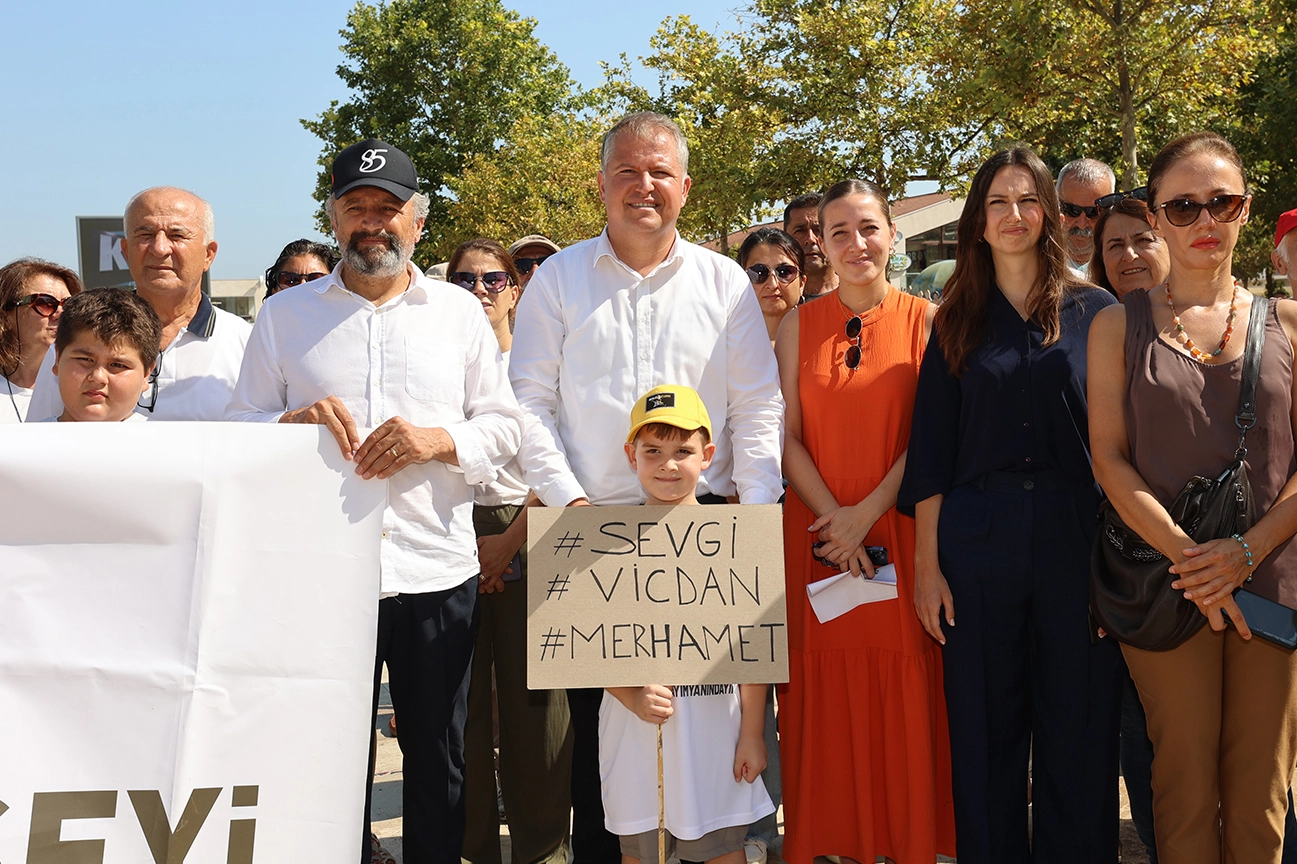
left=1090, top=295, right=1268, bottom=651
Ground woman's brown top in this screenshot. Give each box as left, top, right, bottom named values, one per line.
left=1124, top=288, right=1297, bottom=608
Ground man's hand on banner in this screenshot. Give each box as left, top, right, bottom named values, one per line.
left=279, top=396, right=361, bottom=460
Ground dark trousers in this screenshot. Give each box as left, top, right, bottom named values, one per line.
left=362, top=580, right=479, bottom=864
left=938, top=472, right=1122, bottom=864
left=1119, top=660, right=1158, bottom=862
left=568, top=686, right=622, bottom=864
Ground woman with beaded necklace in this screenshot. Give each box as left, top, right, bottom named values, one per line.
left=1089, top=132, right=1297, bottom=863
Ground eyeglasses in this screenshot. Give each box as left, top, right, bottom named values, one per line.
left=745, top=263, right=801, bottom=286
left=513, top=256, right=550, bottom=274
left=137, top=365, right=160, bottom=413
left=449, top=271, right=512, bottom=294
left=844, top=316, right=863, bottom=370
left=1094, top=186, right=1149, bottom=210
left=11, top=293, right=67, bottom=317
left=1060, top=201, right=1100, bottom=219
left=1154, top=194, right=1250, bottom=228
left=275, top=271, right=329, bottom=289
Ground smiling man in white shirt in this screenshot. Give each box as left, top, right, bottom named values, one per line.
left=225, top=138, right=523, bottom=864
left=508, top=111, right=784, bottom=864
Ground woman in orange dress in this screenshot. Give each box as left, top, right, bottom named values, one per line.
left=775, top=179, right=955, bottom=864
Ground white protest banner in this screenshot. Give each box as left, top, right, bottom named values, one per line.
left=526, top=505, right=787, bottom=689
left=0, top=423, right=386, bottom=864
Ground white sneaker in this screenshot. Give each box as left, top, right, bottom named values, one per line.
left=745, top=838, right=768, bottom=864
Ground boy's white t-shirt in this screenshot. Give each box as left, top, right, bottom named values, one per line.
left=599, top=684, right=775, bottom=840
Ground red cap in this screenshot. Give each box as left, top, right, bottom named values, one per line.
left=1276, top=209, right=1297, bottom=247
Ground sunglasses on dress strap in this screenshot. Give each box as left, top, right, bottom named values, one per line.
left=845, top=316, right=863, bottom=370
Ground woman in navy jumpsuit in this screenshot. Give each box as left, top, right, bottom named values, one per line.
left=898, top=146, right=1123, bottom=863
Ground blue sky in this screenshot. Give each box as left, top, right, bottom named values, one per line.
left=0, top=0, right=744, bottom=280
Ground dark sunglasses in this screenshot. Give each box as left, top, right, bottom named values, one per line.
left=746, top=263, right=801, bottom=286
left=845, top=316, right=863, bottom=370
left=11, top=293, right=67, bottom=317
left=1155, top=194, right=1250, bottom=228
left=1094, top=186, right=1149, bottom=210
left=513, top=256, right=550, bottom=274
left=275, top=271, right=329, bottom=289
left=1060, top=201, right=1100, bottom=219
left=449, top=271, right=512, bottom=294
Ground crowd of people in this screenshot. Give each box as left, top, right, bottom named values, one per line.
left=3, top=112, right=1297, bottom=864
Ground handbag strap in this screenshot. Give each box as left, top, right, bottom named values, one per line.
left=1235, top=295, right=1269, bottom=458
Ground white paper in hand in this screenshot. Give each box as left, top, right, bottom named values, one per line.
left=806, top=564, right=898, bottom=624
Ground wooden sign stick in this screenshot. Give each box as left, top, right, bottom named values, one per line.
left=658, top=723, right=665, bottom=864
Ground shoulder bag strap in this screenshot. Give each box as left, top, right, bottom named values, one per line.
left=1235, top=295, right=1269, bottom=458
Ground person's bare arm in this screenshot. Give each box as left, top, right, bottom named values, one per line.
left=913, top=494, right=954, bottom=643
left=733, top=684, right=768, bottom=782
left=1088, top=303, right=1250, bottom=636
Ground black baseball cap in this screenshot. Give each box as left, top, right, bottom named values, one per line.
left=331, top=138, right=420, bottom=202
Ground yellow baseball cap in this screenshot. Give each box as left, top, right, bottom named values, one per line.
left=626, top=385, right=712, bottom=443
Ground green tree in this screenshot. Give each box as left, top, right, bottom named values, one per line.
left=946, top=0, right=1272, bottom=187
left=444, top=112, right=607, bottom=257
left=302, top=0, right=575, bottom=262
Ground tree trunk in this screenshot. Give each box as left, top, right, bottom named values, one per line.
left=1115, top=3, right=1139, bottom=188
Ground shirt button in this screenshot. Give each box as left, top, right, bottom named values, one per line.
left=1023, top=480, right=1035, bottom=491
left=1025, top=456, right=1032, bottom=462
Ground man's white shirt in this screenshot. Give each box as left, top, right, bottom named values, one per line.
left=27, top=293, right=251, bottom=422
left=225, top=262, right=523, bottom=595
left=509, top=230, right=784, bottom=507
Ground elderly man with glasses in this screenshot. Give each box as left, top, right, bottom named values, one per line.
left=1056, top=158, right=1117, bottom=278
left=508, top=234, right=562, bottom=290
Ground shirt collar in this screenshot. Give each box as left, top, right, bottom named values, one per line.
left=187, top=292, right=217, bottom=339
left=593, top=228, right=684, bottom=277
left=315, top=260, right=428, bottom=304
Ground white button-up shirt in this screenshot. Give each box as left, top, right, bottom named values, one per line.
left=225, top=263, right=523, bottom=595
left=510, top=231, right=784, bottom=507
left=27, top=293, right=251, bottom=422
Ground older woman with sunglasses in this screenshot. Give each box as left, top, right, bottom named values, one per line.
left=1089, top=191, right=1171, bottom=300
left=899, top=146, right=1122, bottom=863
left=445, top=238, right=573, bottom=864
left=0, top=258, right=83, bottom=423
left=263, top=239, right=340, bottom=299
left=1089, top=132, right=1297, bottom=864
left=775, top=180, right=952, bottom=864
left=739, top=228, right=806, bottom=345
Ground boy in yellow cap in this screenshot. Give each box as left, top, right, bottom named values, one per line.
left=599, top=384, right=774, bottom=864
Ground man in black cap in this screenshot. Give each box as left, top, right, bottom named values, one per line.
left=227, top=138, right=523, bottom=864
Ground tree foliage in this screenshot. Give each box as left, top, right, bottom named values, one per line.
left=444, top=112, right=606, bottom=258
left=301, top=0, right=575, bottom=263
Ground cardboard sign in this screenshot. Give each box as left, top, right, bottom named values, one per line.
left=0, top=423, right=385, bottom=863
left=527, top=505, right=787, bottom=689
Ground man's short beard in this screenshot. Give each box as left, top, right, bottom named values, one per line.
left=342, top=230, right=412, bottom=278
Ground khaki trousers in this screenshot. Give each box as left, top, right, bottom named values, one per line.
left=462, top=503, right=574, bottom=864
left=1123, top=625, right=1297, bottom=864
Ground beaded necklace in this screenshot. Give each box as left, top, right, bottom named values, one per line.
left=1166, top=282, right=1240, bottom=362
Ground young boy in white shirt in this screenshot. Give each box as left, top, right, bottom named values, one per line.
left=48, top=288, right=159, bottom=423
left=600, top=384, right=775, bottom=864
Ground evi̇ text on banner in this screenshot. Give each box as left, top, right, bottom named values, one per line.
left=527, top=504, right=788, bottom=690
left=0, top=422, right=386, bottom=864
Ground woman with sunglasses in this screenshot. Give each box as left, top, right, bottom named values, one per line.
left=739, top=228, right=806, bottom=345
left=898, top=147, right=1122, bottom=863
left=1089, top=132, right=1297, bottom=863
left=263, top=239, right=340, bottom=299
left=1089, top=193, right=1170, bottom=300
left=775, top=180, right=952, bottom=864
left=0, top=257, right=83, bottom=423
left=446, top=238, right=573, bottom=864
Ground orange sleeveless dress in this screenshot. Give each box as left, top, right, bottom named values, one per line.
left=778, top=289, right=956, bottom=864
